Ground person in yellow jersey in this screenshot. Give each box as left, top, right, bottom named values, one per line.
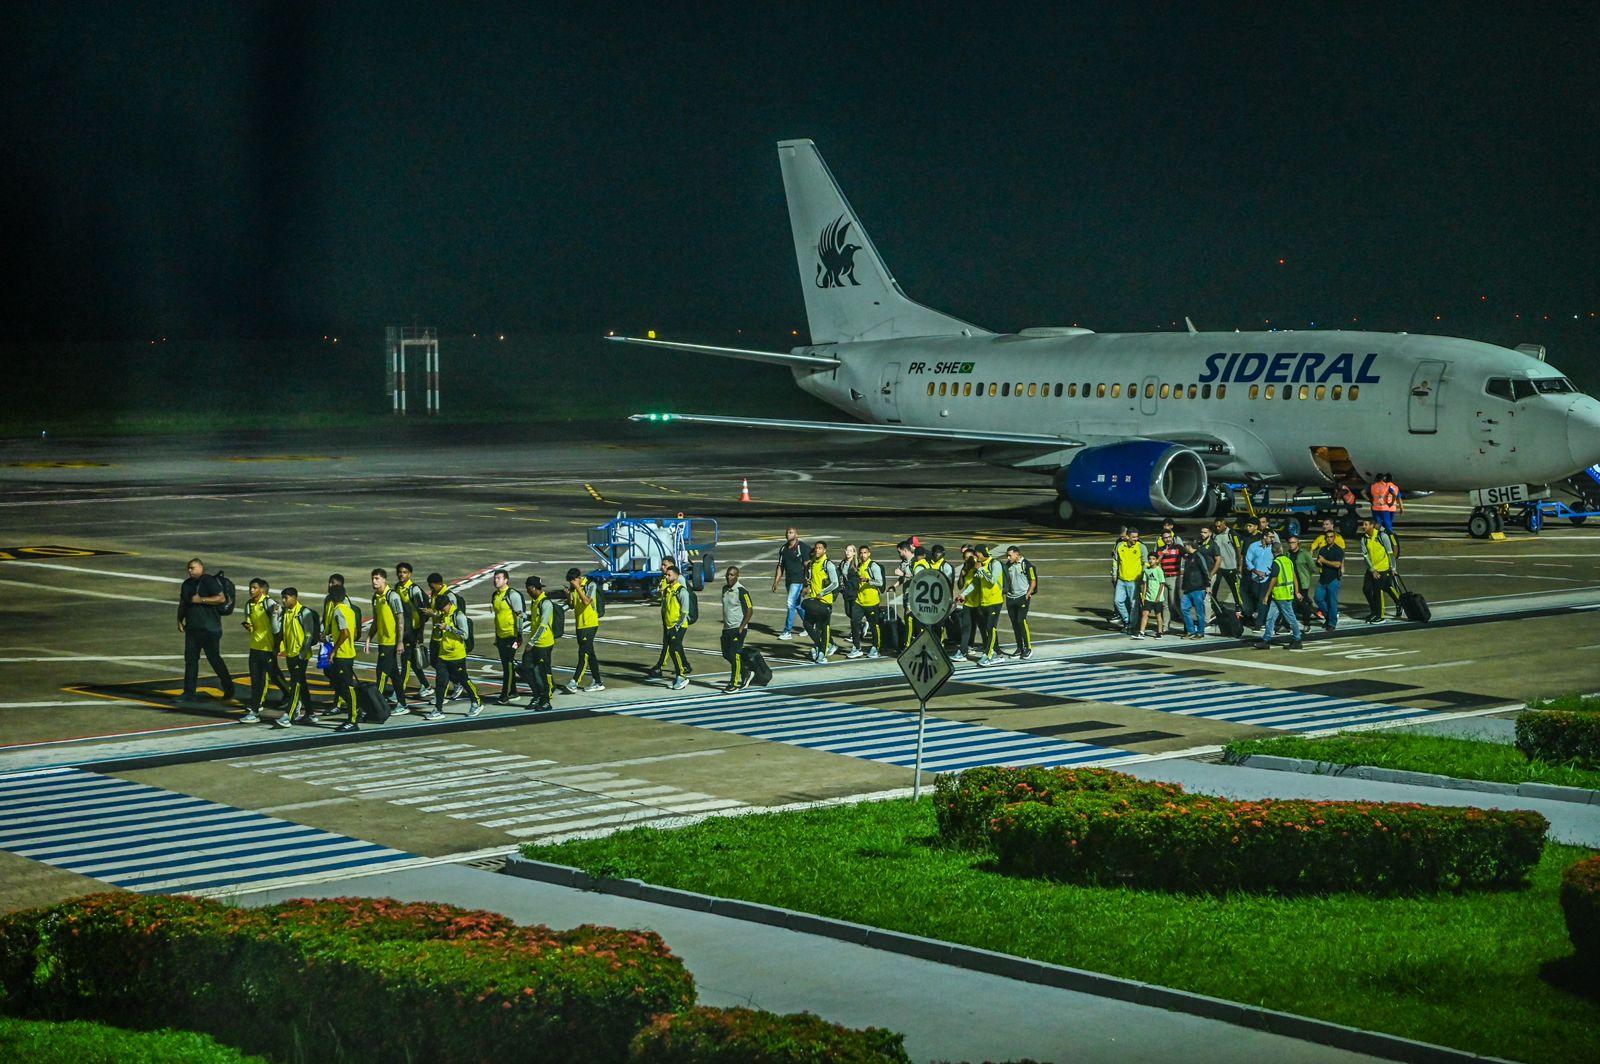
left=367, top=568, right=408, bottom=717
left=846, top=544, right=885, bottom=659
left=489, top=568, right=527, bottom=705
left=393, top=562, right=431, bottom=700
left=801, top=541, right=840, bottom=664
left=426, top=591, right=483, bottom=719
left=1111, top=528, right=1149, bottom=636
left=660, top=563, right=694, bottom=690
left=646, top=566, right=678, bottom=680
left=323, top=585, right=361, bottom=733
left=1358, top=515, right=1403, bottom=623
left=564, top=567, right=606, bottom=693
left=517, top=576, right=556, bottom=710
left=239, top=578, right=289, bottom=723
left=275, top=587, right=319, bottom=729
left=419, top=573, right=462, bottom=702
left=973, top=544, right=1006, bottom=666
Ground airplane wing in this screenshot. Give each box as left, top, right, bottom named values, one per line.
left=629, top=412, right=1084, bottom=448
left=607, top=335, right=840, bottom=370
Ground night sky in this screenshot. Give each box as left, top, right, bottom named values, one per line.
left=6, top=4, right=1597, bottom=353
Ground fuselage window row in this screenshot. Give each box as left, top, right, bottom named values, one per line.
left=922, top=379, right=1370, bottom=403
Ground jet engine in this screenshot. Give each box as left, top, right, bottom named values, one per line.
left=1052, top=440, right=1210, bottom=520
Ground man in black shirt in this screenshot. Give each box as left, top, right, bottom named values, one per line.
left=771, top=526, right=810, bottom=641
left=178, top=557, right=234, bottom=703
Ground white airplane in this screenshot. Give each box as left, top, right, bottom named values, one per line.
left=614, top=139, right=1600, bottom=523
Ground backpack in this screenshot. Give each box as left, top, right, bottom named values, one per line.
left=685, top=585, right=699, bottom=625
left=457, top=610, right=475, bottom=653
left=297, top=604, right=322, bottom=646
left=590, top=578, right=607, bottom=618
left=550, top=601, right=566, bottom=639
left=214, top=570, right=237, bottom=616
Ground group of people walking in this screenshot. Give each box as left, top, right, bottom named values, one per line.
left=174, top=510, right=1401, bottom=729
left=1109, top=511, right=1404, bottom=650
left=771, top=529, right=1039, bottom=668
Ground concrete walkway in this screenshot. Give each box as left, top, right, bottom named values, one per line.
left=236, top=863, right=1396, bottom=1064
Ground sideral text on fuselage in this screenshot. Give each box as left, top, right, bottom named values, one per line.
left=1198, top=352, right=1381, bottom=385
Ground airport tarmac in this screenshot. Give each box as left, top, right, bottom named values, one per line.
left=2, top=422, right=1599, bottom=913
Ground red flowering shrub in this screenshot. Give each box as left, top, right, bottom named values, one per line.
left=937, top=767, right=1548, bottom=894
left=0, top=893, right=695, bottom=1063
left=1560, top=854, right=1600, bottom=965
left=628, top=1005, right=910, bottom=1063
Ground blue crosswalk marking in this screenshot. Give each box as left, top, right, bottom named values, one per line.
left=0, top=767, right=414, bottom=894
left=967, top=661, right=1434, bottom=732
left=601, top=689, right=1142, bottom=772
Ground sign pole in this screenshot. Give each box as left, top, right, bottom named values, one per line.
left=913, top=697, right=928, bottom=799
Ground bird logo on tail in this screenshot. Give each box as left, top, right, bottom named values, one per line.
left=815, top=215, right=862, bottom=288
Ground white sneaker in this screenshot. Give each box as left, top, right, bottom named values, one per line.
left=1020, top=649, right=1033, bottom=660
left=1132, top=632, right=1146, bottom=640
left=238, top=711, right=260, bottom=724
left=389, top=705, right=410, bottom=717
left=271, top=715, right=292, bottom=729
left=670, top=676, right=688, bottom=690
left=423, top=708, right=444, bottom=721
left=846, top=648, right=864, bottom=659
left=467, top=702, right=483, bottom=717
left=564, top=680, right=579, bottom=693
left=812, top=650, right=825, bottom=664
left=417, top=685, right=434, bottom=699
left=778, top=630, right=794, bottom=641
left=585, top=681, right=606, bottom=692
left=866, top=648, right=881, bottom=659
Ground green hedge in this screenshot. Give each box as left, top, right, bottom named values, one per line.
left=1516, top=705, right=1600, bottom=769
left=937, top=766, right=1549, bottom=895
left=0, top=1015, right=269, bottom=1064
left=1560, top=855, right=1600, bottom=966
left=933, top=766, right=1185, bottom=849
left=0, top=893, right=695, bottom=1064
left=628, top=1006, right=909, bottom=1062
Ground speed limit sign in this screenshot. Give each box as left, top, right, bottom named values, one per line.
left=907, top=568, right=953, bottom=626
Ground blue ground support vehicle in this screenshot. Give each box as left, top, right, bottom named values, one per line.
left=1488, top=464, right=1600, bottom=536
left=585, top=512, right=719, bottom=597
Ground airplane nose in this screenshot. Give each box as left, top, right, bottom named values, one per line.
left=1568, top=398, right=1600, bottom=472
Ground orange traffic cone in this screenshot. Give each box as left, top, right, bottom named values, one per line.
left=739, top=478, right=752, bottom=502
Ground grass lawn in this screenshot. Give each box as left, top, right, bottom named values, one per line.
left=1223, top=732, right=1600, bottom=790
left=0, top=1015, right=268, bottom=1063
left=526, top=799, right=1599, bottom=1064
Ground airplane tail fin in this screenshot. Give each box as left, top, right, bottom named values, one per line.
left=778, top=139, right=987, bottom=345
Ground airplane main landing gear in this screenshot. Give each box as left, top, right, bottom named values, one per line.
left=1054, top=497, right=1075, bottom=524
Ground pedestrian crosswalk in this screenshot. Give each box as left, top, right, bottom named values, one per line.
left=229, top=739, right=747, bottom=839
left=968, top=660, right=1435, bottom=733
left=599, top=689, right=1143, bottom=773
left=0, top=767, right=413, bottom=894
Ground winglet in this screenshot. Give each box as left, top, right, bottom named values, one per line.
left=1185, top=316, right=1199, bottom=334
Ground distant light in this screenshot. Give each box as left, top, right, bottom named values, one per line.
left=1277, top=258, right=1286, bottom=266
left=498, top=334, right=505, bottom=341
left=1480, top=295, right=1487, bottom=301
left=791, top=329, right=799, bottom=336
left=332, top=337, right=338, bottom=343
left=1515, top=313, right=1521, bottom=319
left=1434, top=315, right=1441, bottom=321
left=648, top=329, right=657, bottom=339
left=608, top=330, right=615, bottom=336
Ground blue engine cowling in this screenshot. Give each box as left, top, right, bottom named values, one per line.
left=1054, top=440, right=1209, bottom=516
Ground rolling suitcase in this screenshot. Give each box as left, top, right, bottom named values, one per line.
left=1211, top=593, right=1243, bottom=638
left=740, top=645, right=773, bottom=687
left=1396, top=576, right=1431, bottom=623
left=356, top=682, right=391, bottom=724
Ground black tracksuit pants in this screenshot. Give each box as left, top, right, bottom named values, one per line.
left=246, top=648, right=289, bottom=709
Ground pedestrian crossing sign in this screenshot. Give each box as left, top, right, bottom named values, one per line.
left=897, top=627, right=953, bottom=703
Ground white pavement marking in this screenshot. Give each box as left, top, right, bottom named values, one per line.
left=6, top=561, right=174, bottom=582
left=0, top=654, right=186, bottom=663
left=1126, top=649, right=1408, bottom=677
left=0, top=700, right=146, bottom=709
left=0, top=579, right=158, bottom=603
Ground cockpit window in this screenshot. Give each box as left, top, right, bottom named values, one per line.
left=1488, top=375, right=1579, bottom=401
